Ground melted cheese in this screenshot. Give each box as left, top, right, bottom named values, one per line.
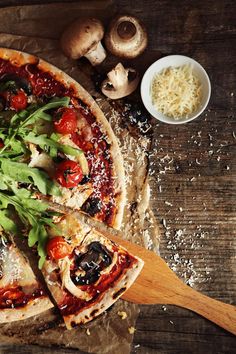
left=52, top=183, right=93, bottom=210
left=151, top=65, right=202, bottom=119
left=28, top=143, right=55, bottom=175
left=0, top=241, right=36, bottom=288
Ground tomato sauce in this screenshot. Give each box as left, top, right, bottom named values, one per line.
left=0, top=285, right=46, bottom=309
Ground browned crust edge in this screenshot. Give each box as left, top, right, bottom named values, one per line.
left=0, top=296, right=53, bottom=324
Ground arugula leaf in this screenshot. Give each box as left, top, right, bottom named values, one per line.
left=0, top=209, right=17, bottom=233
left=0, top=191, right=57, bottom=268
left=0, top=159, right=61, bottom=196
left=29, top=223, right=48, bottom=269
left=0, top=172, right=23, bottom=196
left=0, top=177, right=8, bottom=190
left=20, top=97, right=70, bottom=128
left=0, top=97, right=70, bottom=156
left=23, top=131, right=84, bottom=157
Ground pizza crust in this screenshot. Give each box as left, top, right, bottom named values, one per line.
left=0, top=296, right=53, bottom=324
left=0, top=47, right=126, bottom=229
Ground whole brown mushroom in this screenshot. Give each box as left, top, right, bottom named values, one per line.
left=61, top=18, right=106, bottom=66
left=104, top=15, right=148, bottom=59
left=101, top=63, right=139, bottom=99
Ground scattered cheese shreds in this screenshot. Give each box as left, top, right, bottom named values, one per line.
left=151, top=65, right=202, bottom=120
left=128, top=326, right=136, bottom=334
left=118, top=311, right=128, bottom=320
left=86, top=328, right=91, bottom=336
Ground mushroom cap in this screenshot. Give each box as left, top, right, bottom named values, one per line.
left=101, top=63, right=140, bottom=100
left=104, top=15, right=148, bottom=59
left=61, top=18, right=104, bottom=60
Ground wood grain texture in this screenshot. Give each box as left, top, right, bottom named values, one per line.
left=102, top=232, right=236, bottom=335
left=0, top=0, right=236, bottom=353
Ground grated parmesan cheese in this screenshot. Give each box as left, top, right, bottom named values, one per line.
left=151, top=65, right=202, bottom=119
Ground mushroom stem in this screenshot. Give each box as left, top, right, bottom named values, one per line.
left=101, top=63, right=139, bottom=99
left=107, top=63, right=129, bottom=89
left=84, top=41, right=106, bottom=66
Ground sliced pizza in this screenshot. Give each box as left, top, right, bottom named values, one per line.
left=0, top=47, right=126, bottom=229
left=0, top=230, right=53, bottom=323
left=42, top=213, right=144, bottom=329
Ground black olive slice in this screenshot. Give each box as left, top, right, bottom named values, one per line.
left=89, top=242, right=112, bottom=267
left=82, top=197, right=102, bottom=216
left=79, top=175, right=90, bottom=185
left=73, top=268, right=100, bottom=286
left=76, top=248, right=99, bottom=271
left=72, top=242, right=113, bottom=286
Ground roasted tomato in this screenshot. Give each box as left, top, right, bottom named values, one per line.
left=0, top=139, right=4, bottom=148
left=10, top=90, right=28, bottom=111
left=46, top=236, right=71, bottom=260
left=53, top=107, right=78, bottom=134
left=55, top=160, right=83, bottom=188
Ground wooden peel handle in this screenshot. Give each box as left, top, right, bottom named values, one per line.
left=176, top=284, right=236, bottom=336
left=98, top=228, right=236, bottom=335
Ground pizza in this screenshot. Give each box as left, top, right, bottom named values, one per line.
left=0, top=47, right=126, bottom=229
left=42, top=213, right=143, bottom=329
left=0, top=229, right=53, bottom=323
left=0, top=48, right=143, bottom=328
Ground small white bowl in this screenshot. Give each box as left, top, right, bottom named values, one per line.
left=140, top=55, right=211, bottom=124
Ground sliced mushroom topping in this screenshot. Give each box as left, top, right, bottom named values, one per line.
left=61, top=18, right=106, bottom=66
left=101, top=63, right=139, bottom=99
left=105, top=15, right=148, bottom=59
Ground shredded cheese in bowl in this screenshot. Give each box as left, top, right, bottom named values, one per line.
left=151, top=65, right=202, bottom=120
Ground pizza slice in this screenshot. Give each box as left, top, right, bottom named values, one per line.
left=0, top=229, right=53, bottom=323
left=42, top=214, right=143, bottom=329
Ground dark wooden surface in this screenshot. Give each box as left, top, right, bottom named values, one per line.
left=0, top=0, right=236, bottom=353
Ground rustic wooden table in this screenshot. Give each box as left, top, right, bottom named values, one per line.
left=0, top=0, right=236, bottom=353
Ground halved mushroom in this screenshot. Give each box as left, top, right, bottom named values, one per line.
left=60, top=18, right=106, bottom=66
left=105, top=15, right=148, bottom=59
left=101, top=63, right=139, bottom=99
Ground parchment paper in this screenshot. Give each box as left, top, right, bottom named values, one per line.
left=0, top=2, right=160, bottom=353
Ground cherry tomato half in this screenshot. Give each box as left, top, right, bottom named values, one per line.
left=53, top=107, right=78, bottom=134
left=46, top=236, right=71, bottom=260
left=0, top=139, right=4, bottom=148
left=55, top=160, right=83, bottom=188
left=10, top=90, right=28, bottom=111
